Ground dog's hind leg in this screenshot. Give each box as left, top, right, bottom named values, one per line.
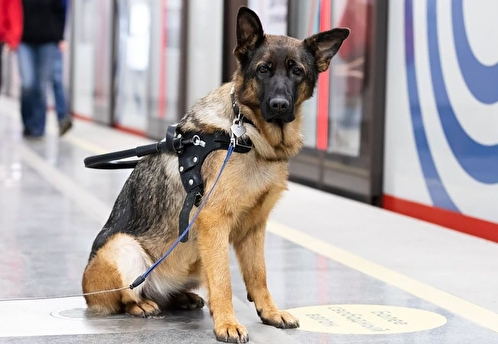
left=169, top=291, right=205, bottom=310
left=82, top=233, right=161, bottom=317
left=82, top=253, right=123, bottom=315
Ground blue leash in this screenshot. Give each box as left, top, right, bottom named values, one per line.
left=129, top=143, right=235, bottom=289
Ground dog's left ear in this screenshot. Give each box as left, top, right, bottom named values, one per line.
left=234, top=7, right=264, bottom=62
left=304, top=28, right=350, bottom=73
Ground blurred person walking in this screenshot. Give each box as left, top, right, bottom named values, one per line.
left=0, top=0, right=23, bottom=91
left=17, top=0, right=68, bottom=139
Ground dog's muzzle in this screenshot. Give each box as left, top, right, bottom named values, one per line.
left=265, top=97, right=295, bottom=123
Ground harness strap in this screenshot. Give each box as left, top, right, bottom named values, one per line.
left=175, top=130, right=251, bottom=241
left=178, top=189, right=199, bottom=242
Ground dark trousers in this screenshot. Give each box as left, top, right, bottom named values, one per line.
left=17, top=42, right=58, bottom=136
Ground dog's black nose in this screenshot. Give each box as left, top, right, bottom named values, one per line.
left=269, top=98, right=290, bottom=112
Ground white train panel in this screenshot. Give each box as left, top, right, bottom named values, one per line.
left=384, top=0, right=498, bottom=235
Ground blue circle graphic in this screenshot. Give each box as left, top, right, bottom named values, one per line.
left=404, top=0, right=459, bottom=211
left=452, top=0, right=498, bottom=104
left=427, top=0, right=498, bottom=184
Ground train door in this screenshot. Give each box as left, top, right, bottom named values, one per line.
left=147, top=0, right=183, bottom=138
left=70, top=0, right=114, bottom=124
left=184, top=0, right=224, bottom=108
left=287, top=0, right=388, bottom=204
left=113, top=0, right=152, bottom=134
left=112, top=0, right=183, bottom=138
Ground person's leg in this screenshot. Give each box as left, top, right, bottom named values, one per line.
left=31, top=42, right=58, bottom=137
left=17, top=43, right=39, bottom=136
left=52, top=47, right=72, bottom=135
left=52, top=48, right=67, bottom=121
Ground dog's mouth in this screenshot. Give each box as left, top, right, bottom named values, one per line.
left=262, top=106, right=296, bottom=125
left=267, top=115, right=295, bottom=125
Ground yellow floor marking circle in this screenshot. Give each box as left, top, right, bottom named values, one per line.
left=286, top=304, right=447, bottom=335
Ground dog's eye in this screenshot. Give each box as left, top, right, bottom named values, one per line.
left=292, top=67, right=303, bottom=76
left=257, top=65, right=269, bottom=74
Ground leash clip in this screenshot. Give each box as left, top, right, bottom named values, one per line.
left=230, top=116, right=246, bottom=148
left=230, top=84, right=246, bottom=148
left=192, top=135, right=206, bottom=147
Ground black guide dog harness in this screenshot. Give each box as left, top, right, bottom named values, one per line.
left=171, top=125, right=252, bottom=242
left=84, top=90, right=253, bottom=242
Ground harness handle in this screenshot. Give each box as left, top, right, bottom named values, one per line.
left=83, top=125, right=181, bottom=169
left=83, top=144, right=157, bottom=169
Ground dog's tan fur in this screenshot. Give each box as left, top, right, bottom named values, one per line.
left=82, top=7, right=348, bottom=343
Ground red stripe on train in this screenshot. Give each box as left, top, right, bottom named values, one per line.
left=316, top=0, right=332, bottom=150
left=383, top=195, right=498, bottom=243
left=113, top=123, right=147, bottom=137
left=72, top=113, right=147, bottom=137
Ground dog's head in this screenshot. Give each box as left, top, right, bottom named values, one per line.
left=233, top=7, right=349, bottom=125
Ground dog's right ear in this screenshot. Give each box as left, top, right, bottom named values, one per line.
left=234, top=7, right=264, bottom=62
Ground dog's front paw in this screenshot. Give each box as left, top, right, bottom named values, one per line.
left=258, top=309, right=299, bottom=329
left=214, top=322, right=249, bottom=343
left=125, top=300, right=161, bottom=318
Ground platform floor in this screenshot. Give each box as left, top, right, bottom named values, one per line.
left=1, top=96, right=498, bottom=343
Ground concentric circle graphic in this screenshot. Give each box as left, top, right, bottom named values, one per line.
left=404, top=0, right=498, bottom=220
left=426, top=0, right=498, bottom=184
left=451, top=0, right=498, bottom=104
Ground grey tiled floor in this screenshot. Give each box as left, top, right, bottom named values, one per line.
left=1, top=96, right=498, bottom=343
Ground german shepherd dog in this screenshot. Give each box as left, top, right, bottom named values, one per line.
left=83, top=7, right=348, bottom=343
